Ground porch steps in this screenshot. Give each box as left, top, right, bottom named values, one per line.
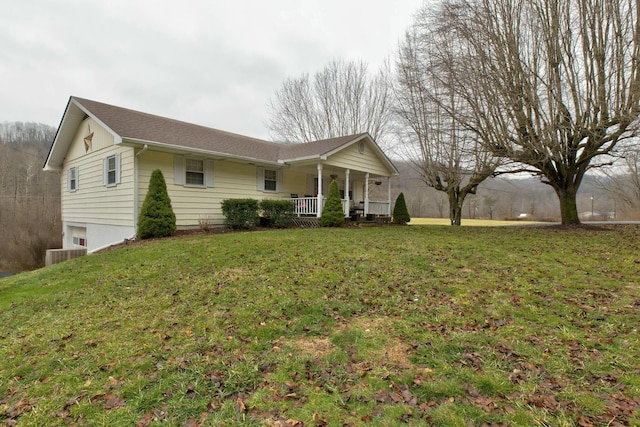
left=355, top=216, right=392, bottom=226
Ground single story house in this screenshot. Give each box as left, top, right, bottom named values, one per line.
left=44, top=97, right=398, bottom=253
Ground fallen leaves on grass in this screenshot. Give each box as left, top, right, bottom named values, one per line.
left=90, top=393, right=126, bottom=410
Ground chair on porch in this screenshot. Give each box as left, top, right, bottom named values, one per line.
left=350, top=201, right=365, bottom=221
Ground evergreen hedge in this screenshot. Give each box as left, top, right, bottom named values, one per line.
left=393, top=192, right=411, bottom=224
left=260, top=199, right=295, bottom=228
left=138, top=169, right=176, bottom=239
left=320, top=180, right=345, bottom=227
left=221, top=199, right=260, bottom=229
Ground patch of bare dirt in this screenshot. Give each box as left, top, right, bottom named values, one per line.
left=289, top=337, right=336, bottom=359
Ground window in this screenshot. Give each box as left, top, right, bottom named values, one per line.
left=264, top=169, right=277, bottom=191
left=72, top=236, right=87, bottom=247
left=70, top=226, right=87, bottom=247
left=106, top=156, right=116, bottom=184
left=68, top=166, right=78, bottom=192
left=185, top=158, right=205, bottom=186
left=174, top=156, right=214, bottom=187
left=103, top=153, right=120, bottom=187
left=257, top=167, right=282, bottom=192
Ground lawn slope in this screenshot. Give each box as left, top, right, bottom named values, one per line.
left=1, top=226, right=639, bottom=426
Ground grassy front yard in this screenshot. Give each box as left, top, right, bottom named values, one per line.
left=1, top=225, right=638, bottom=426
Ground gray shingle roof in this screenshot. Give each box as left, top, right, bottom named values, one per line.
left=45, top=97, right=396, bottom=174
left=73, top=97, right=372, bottom=163
left=73, top=97, right=284, bottom=163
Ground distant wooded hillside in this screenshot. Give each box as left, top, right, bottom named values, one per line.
left=0, top=122, right=61, bottom=270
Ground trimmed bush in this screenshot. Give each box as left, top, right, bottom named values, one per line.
left=393, top=192, right=411, bottom=224
left=221, top=199, right=260, bottom=229
left=260, top=199, right=295, bottom=228
left=320, top=180, right=345, bottom=227
left=138, top=169, right=176, bottom=239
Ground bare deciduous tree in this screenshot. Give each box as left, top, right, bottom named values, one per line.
left=434, top=0, right=640, bottom=225
left=267, top=60, right=393, bottom=145
left=394, top=18, right=501, bottom=225
left=0, top=123, right=60, bottom=271
left=596, top=145, right=640, bottom=216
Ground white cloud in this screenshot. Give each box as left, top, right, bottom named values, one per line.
left=1, top=0, right=424, bottom=139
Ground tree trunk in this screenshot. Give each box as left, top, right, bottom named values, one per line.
left=553, top=186, right=581, bottom=225
left=448, top=190, right=463, bottom=226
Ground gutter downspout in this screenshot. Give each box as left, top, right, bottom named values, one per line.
left=316, top=164, right=323, bottom=218
left=364, top=173, right=370, bottom=217
left=133, top=144, right=149, bottom=239
left=387, top=177, right=392, bottom=217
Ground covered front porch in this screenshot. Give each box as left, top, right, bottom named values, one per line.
left=281, top=163, right=393, bottom=220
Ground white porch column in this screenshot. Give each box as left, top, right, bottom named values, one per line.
left=387, top=177, right=392, bottom=216
left=316, top=163, right=323, bottom=218
left=344, top=169, right=350, bottom=217
left=364, top=172, right=370, bottom=216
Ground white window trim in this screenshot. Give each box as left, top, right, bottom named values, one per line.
left=68, top=166, right=78, bottom=192
left=256, top=167, right=283, bottom=192
left=174, top=156, right=214, bottom=188
left=264, top=169, right=277, bottom=191
left=103, top=153, right=121, bottom=187
left=72, top=236, right=87, bottom=247
left=185, top=158, right=205, bottom=187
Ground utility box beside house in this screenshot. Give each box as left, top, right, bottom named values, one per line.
left=45, top=248, right=87, bottom=266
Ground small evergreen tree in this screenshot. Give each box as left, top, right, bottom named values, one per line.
left=138, top=169, right=176, bottom=239
left=320, top=180, right=345, bottom=227
left=392, top=192, right=411, bottom=224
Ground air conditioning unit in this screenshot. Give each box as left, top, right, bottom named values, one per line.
left=45, top=248, right=87, bottom=266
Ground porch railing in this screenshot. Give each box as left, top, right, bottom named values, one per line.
left=289, top=197, right=318, bottom=216
left=368, top=201, right=390, bottom=216
left=284, top=197, right=390, bottom=217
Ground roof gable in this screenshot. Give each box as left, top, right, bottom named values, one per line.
left=278, top=133, right=398, bottom=175
left=278, top=134, right=366, bottom=161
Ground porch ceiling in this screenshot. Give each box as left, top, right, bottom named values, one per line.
left=288, top=162, right=386, bottom=180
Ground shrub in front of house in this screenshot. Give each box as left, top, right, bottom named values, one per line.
left=320, top=180, right=345, bottom=227
left=393, top=192, right=411, bottom=225
left=260, top=199, right=295, bottom=228
left=138, top=169, right=176, bottom=239
left=221, top=199, right=260, bottom=229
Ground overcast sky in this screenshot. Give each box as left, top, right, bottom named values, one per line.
left=1, top=0, right=424, bottom=140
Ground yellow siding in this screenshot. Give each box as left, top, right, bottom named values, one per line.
left=352, top=181, right=365, bottom=203
left=138, top=153, right=301, bottom=227
left=65, top=118, right=115, bottom=161
left=282, top=170, right=308, bottom=197
left=61, top=119, right=135, bottom=227
left=325, top=141, right=392, bottom=177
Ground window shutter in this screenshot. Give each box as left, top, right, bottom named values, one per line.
left=75, top=167, right=79, bottom=190
left=205, top=159, right=214, bottom=187
left=103, top=157, right=108, bottom=186
left=256, top=167, right=265, bottom=191
left=174, top=156, right=185, bottom=185
left=67, top=168, right=72, bottom=191
left=115, top=153, right=121, bottom=184
left=276, top=170, right=283, bottom=192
